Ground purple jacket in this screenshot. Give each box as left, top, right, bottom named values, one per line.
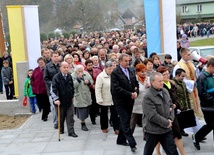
left=31, top=67, right=47, bottom=94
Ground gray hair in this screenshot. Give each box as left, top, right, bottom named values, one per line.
left=149, top=72, right=162, bottom=83
left=105, top=61, right=113, bottom=68
left=74, top=65, right=84, bottom=72
left=108, top=58, right=117, bottom=63
left=118, top=53, right=129, bottom=62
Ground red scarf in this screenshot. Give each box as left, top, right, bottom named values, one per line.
left=137, top=74, right=146, bottom=83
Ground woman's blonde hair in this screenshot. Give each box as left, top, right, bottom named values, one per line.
left=64, top=54, right=73, bottom=61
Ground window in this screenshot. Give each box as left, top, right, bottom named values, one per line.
left=197, top=4, right=202, bottom=12
left=182, top=6, right=188, bottom=13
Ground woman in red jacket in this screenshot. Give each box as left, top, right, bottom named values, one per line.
left=31, top=57, right=50, bottom=121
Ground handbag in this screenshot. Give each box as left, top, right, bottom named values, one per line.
left=23, top=96, right=27, bottom=106
left=176, top=109, right=196, bottom=129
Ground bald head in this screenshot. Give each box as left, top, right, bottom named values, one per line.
left=60, top=61, right=69, bottom=75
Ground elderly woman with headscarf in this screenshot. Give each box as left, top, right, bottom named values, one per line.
left=71, top=65, right=94, bottom=131
left=180, top=34, right=190, bottom=48
left=95, top=61, right=120, bottom=134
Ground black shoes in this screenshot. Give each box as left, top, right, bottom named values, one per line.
left=81, top=123, right=89, bottom=131
left=181, top=130, right=189, bottom=137
left=54, top=124, right=58, bottom=129
left=60, top=131, right=64, bottom=134
left=92, top=121, right=96, bottom=125
left=43, top=117, right=47, bottom=122
left=200, top=137, right=207, bottom=141
left=131, top=146, right=137, bottom=152
left=69, top=132, right=78, bottom=138
left=117, top=142, right=129, bottom=146
left=192, top=134, right=200, bottom=150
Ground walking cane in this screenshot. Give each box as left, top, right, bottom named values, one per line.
left=58, top=104, right=60, bottom=141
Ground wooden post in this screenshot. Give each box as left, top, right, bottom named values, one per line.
left=159, top=0, right=164, bottom=53
left=0, top=5, right=6, bottom=56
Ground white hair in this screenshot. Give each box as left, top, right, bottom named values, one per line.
left=91, top=55, right=98, bottom=60
left=113, top=45, right=119, bottom=49
left=74, top=65, right=84, bottom=72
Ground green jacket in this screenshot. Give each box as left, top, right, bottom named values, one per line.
left=24, top=78, right=36, bottom=97
left=71, top=71, right=93, bottom=108
left=172, top=78, right=191, bottom=110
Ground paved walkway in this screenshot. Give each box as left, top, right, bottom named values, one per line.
left=188, top=34, right=214, bottom=42
left=0, top=112, right=214, bottom=155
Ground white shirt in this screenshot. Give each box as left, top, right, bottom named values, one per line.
left=173, top=59, right=195, bottom=93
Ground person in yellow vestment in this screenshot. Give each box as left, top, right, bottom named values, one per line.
left=173, top=48, right=203, bottom=134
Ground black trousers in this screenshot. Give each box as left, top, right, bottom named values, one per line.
left=58, top=104, right=75, bottom=134
left=144, top=131, right=179, bottom=155
left=115, top=104, right=136, bottom=147
left=89, top=93, right=99, bottom=123
left=195, top=110, right=214, bottom=142
left=36, top=94, right=50, bottom=120
left=4, top=84, right=14, bottom=100
left=100, top=105, right=119, bottom=130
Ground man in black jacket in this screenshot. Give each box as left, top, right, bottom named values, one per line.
left=44, top=51, right=60, bottom=129
left=51, top=62, right=77, bottom=137
left=110, top=54, right=139, bottom=152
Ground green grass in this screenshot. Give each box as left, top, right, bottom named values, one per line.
left=190, top=38, right=214, bottom=46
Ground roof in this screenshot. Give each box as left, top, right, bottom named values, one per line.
left=176, top=0, right=214, bottom=5
left=121, top=8, right=138, bottom=19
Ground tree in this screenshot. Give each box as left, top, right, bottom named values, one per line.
left=54, top=0, right=76, bottom=31
left=70, top=0, right=119, bottom=31
left=176, top=8, right=182, bottom=24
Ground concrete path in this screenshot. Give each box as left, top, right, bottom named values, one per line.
left=188, top=34, right=214, bottom=42
left=0, top=112, right=214, bottom=155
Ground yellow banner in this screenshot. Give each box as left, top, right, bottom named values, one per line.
left=6, top=6, right=27, bottom=97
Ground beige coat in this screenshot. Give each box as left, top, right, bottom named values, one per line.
left=95, top=70, right=113, bottom=106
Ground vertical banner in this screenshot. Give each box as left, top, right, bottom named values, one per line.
left=7, top=6, right=26, bottom=97
left=7, top=5, right=41, bottom=97
left=144, top=0, right=177, bottom=60
left=144, top=0, right=161, bottom=57
left=23, top=6, right=41, bottom=69
left=162, top=0, right=177, bottom=60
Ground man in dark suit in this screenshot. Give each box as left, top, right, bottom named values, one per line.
left=110, top=54, right=139, bottom=153
left=51, top=62, right=77, bottom=137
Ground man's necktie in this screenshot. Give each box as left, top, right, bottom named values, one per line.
left=64, top=75, right=67, bottom=80
left=124, top=69, right=130, bottom=80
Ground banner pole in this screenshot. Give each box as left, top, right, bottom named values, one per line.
left=159, top=0, right=164, bottom=53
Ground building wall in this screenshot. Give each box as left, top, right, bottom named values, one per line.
left=177, top=2, right=214, bottom=19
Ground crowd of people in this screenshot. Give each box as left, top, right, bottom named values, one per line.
left=0, top=28, right=214, bottom=154
left=177, top=22, right=214, bottom=39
